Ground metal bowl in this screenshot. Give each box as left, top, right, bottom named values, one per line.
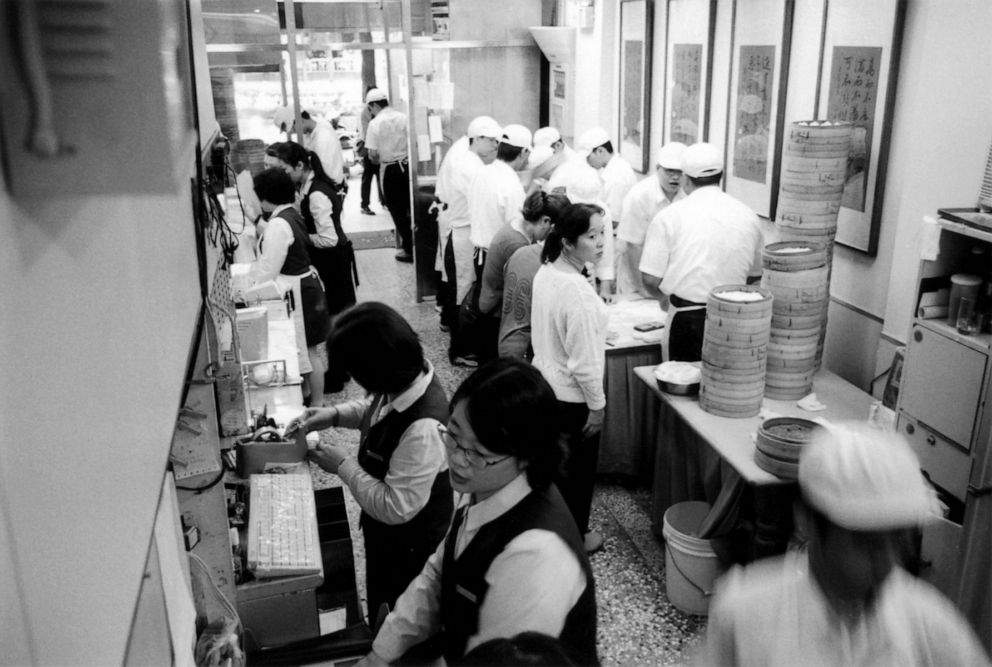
left=657, top=379, right=700, bottom=396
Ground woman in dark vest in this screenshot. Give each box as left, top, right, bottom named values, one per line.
left=250, top=167, right=332, bottom=403
left=266, top=141, right=358, bottom=316
left=286, top=302, right=452, bottom=623
left=359, top=359, right=598, bottom=667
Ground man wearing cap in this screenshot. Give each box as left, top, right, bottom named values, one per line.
left=528, top=126, right=576, bottom=192
left=453, top=124, right=530, bottom=363
left=640, top=142, right=762, bottom=361
left=701, top=422, right=990, bottom=666
left=577, top=127, right=638, bottom=227
left=433, top=116, right=501, bottom=355
left=364, top=88, right=413, bottom=262
left=616, top=142, right=686, bottom=296
left=273, top=105, right=348, bottom=236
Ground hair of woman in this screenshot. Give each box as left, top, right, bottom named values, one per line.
left=327, top=302, right=425, bottom=394
left=252, top=167, right=296, bottom=206
left=541, top=202, right=603, bottom=264
left=521, top=190, right=570, bottom=225
left=450, top=358, right=564, bottom=490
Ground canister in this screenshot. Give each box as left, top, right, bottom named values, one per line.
left=948, top=273, right=982, bottom=325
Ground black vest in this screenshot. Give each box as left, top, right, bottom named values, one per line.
left=440, top=484, right=599, bottom=666
left=357, top=374, right=453, bottom=552
left=301, top=176, right=349, bottom=245
left=266, top=207, right=312, bottom=276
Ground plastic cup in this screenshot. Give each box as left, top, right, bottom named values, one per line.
left=957, top=296, right=980, bottom=334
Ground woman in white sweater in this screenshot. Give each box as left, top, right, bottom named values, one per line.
left=531, top=203, right=609, bottom=553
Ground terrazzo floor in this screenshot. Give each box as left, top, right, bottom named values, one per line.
left=307, top=182, right=707, bottom=664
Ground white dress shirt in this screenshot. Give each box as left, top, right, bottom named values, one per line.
left=333, top=363, right=448, bottom=525
left=300, top=172, right=339, bottom=248
left=249, top=204, right=299, bottom=293
left=366, top=107, right=409, bottom=164
left=618, top=176, right=684, bottom=246
left=702, top=551, right=991, bottom=667
left=639, top=185, right=762, bottom=303
left=599, top=153, right=638, bottom=225
left=469, top=159, right=526, bottom=250
left=531, top=262, right=609, bottom=409
left=304, top=116, right=345, bottom=183
left=371, top=473, right=586, bottom=661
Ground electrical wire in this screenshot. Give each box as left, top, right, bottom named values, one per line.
left=188, top=551, right=245, bottom=657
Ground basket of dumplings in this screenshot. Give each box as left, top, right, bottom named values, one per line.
left=653, top=361, right=702, bottom=396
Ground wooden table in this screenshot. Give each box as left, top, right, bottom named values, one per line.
left=634, top=364, right=875, bottom=560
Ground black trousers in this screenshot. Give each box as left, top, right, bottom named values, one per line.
left=381, top=161, right=412, bottom=254
left=669, top=295, right=707, bottom=362
left=360, top=153, right=381, bottom=208
left=555, top=400, right=601, bottom=535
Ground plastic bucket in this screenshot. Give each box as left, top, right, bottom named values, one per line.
left=662, top=501, right=726, bottom=615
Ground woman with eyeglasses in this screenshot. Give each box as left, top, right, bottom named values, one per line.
left=359, top=359, right=598, bottom=667
left=285, top=302, right=452, bottom=624
left=531, top=203, right=609, bottom=555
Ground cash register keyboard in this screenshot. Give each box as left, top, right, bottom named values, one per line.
left=247, top=474, right=321, bottom=578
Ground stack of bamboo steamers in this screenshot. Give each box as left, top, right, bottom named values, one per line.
left=699, top=121, right=851, bottom=418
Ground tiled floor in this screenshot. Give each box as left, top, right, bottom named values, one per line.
left=310, top=180, right=707, bottom=664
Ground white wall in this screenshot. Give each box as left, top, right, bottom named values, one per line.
left=637, top=0, right=992, bottom=388
left=0, top=177, right=200, bottom=662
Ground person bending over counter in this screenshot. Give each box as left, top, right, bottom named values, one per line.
left=250, top=167, right=332, bottom=404
left=360, top=359, right=598, bottom=667
left=286, top=302, right=452, bottom=623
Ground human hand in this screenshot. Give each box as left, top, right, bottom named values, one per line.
left=583, top=408, right=605, bottom=438
left=284, top=407, right=327, bottom=437
left=307, top=443, right=349, bottom=475
left=599, top=279, right=615, bottom=304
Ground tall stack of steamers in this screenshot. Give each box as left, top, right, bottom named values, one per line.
left=698, top=121, right=852, bottom=417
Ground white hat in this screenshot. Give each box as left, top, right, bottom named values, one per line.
left=365, top=88, right=388, bottom=104
left=799, top=421, right=941, bottom=531
left=500, top=124, right=532, bottom=150
left=657, top=142, right=687, bottom=170
left=533, top=127, right=563, bottom=149
left=564, top=165, right=604, bottom=204
left=273, top=106, right=296, bottom=131
left=527, top=145, right=555, bottom=171
left=681, top=142, right=724, bottom=178
left=467, top=116, right=502, bottom=140
left=577, top=127, right=611, bottom=153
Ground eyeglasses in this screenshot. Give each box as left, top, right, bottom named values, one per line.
left=436, top=424, right=511, bottom=469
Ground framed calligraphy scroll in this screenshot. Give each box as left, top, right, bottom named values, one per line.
left=618, top=0, right=654, bottom=174
left=725, top=0, right=794, bottom=219
left=664, top=0, right=717, bottom=146
left=815, top=0, right=907, bottom=255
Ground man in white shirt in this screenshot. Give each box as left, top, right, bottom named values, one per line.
left=434, top=116, right=501, bottom=335
left=616, top=141, right=686, bottom=296
left=701, top=422, right=990, bottom=667
left=528, top=126, right=577, bottom=192
left=364, top=88, right=413, bottom=262
left=640, top=142, right=762, bottom=361
left=576, top=127, right=638, bottom=226
left=273, top=105, right=348, bottom=240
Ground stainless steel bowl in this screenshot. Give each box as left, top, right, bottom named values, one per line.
left=657, top=379, right=700, bottom=396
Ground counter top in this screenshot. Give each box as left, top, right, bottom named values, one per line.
left=634, top=365, right=875, bottom=485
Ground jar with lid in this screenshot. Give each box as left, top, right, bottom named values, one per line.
left=948, top=273, right=982, bottom=325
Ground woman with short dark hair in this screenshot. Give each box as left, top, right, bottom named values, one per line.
left=250, top=167, right=332, bottom=404
left=286, top=302, right=452, bottom=622
left=531, top=203, right=609, bottom=554
left=360, top=359, right=598, bottom=667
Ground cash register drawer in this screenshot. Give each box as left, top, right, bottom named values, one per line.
left=898, top=413, right=972, bottom=501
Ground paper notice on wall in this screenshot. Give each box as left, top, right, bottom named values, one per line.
left=417, top=134, right=432, bottom=161
left=428, top=115, right=443, bottom=143
left=399, top=74, right=408, bottom=101
left=413, top=77, right=430, bottom=105
left=429, top=81, right=454, bottom=110
left=921, top=216, right=941, bottom=261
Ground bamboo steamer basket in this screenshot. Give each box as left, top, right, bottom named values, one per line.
left=700, top=285, right=772, bottom=418
left=788, top=120, right=855, bottom=139
left=761, top=242, right=827, bottom=272
left=782, top=156, right=847, bottom=173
